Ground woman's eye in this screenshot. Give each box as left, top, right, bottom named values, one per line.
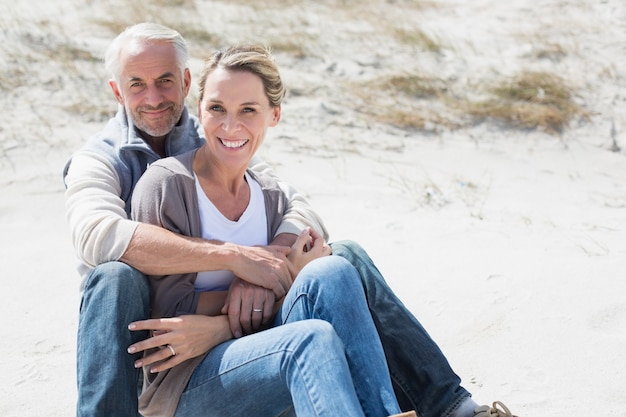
left=209, top=105, right=224, bottom=112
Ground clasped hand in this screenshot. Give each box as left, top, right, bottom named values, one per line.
left=222, top=228, right=331, bottom=337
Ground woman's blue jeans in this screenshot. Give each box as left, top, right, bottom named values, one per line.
left=175, top=256, right=400, bottom=417
left=76, top=241, right=470, bottom=417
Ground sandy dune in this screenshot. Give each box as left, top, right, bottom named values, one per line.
left=1, top=0, right=625, bottom=415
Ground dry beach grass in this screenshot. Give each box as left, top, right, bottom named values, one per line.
left=1, top=0, right=625, bottom=416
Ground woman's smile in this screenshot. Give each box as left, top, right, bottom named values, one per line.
left=219, top=138, right=249, bottom=149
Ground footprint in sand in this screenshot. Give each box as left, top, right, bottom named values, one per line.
left=16, top=362, right=49, bottom=386
left=588, top=304, right=626, bottom=337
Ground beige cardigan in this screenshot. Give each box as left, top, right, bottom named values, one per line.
left=131, top=149, right=289, bottom=417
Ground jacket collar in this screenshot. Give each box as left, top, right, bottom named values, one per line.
left=118, top=105, right=203, bottom=157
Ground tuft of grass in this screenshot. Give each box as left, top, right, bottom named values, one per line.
left=383, top=74, right=448, bottom=99
left=91, top=1, right=219, bottom=60
left=533, top=43, right=567, bottom=62
left=375, top=108, right=445, bottom=131
left=182, top=27, right=221, bottom=59
left=350, top=72, right=456, bottom=130
left=63, top=102, right=116, bottom=123
left=465, top=71, right=588, bottom=134
left=492, top=71, right=570, bottom=104
left=392, top=28, right=441, bottom=53
left=266, top=36, right=315, bottom=59
left=92, top=0, right=198, bottom=38
left=180, top=27, right=218, bottom=46
left=0, top=67, right=28, bottom=92
left=52, top=42, right=100, bottom=62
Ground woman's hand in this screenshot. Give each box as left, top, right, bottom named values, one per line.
left=127, top=315, right=232, bottom=373
left=288, top=228, right=331, bottom=276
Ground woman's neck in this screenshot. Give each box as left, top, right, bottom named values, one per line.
left=193, top=147, right=250, bottom=221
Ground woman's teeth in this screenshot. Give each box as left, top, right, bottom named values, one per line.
left=220, top=139, right=248, bottom=148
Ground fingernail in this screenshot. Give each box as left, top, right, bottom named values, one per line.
left=128, top=323, right=136, bottom=330
left=234, top=331, right=242, bottom=339
left=134, top=361, right=142, bottom=368
left=127, top=346, right=136, bottom=354
left=150, top=367, right=158, bottom=373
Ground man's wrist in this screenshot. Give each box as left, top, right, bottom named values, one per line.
left=209, top=241, right=242, bottom=271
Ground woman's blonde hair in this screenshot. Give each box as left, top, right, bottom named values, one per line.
left=198, top=45, right=285, bottom=107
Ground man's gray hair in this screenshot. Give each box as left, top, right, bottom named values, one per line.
left=104, top=22, right=189, bottom=83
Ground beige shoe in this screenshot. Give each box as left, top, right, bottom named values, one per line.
left=389, top=412, right=418, bottom=417
left=473, top=401, right=517, bottom=417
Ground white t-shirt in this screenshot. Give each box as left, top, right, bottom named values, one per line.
left=194, top=172, right=268, bottom=291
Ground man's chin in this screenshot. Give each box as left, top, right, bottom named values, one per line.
left=135, top=121, right=176, bottom=139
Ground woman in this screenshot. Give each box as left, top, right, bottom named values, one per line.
left=129, top=45, right=416, bottom=417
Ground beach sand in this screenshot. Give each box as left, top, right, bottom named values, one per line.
left=1, top=0, right=625, bottom=415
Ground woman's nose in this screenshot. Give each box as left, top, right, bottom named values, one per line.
left=222, top=114, right=240, bottom=132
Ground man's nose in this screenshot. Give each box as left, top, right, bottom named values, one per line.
left=144, top=84, right=164, bottom=107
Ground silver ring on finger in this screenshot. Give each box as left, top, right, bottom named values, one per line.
left=252, top=308, right=263, bottom=313
left=167, top=344, right=176, bottom=356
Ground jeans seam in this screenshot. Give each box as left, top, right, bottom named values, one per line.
left=184, top=349, right=283, bottom=393
left=280, top=291, right=316, bottom=324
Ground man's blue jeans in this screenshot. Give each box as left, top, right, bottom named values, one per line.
left=175, top=256, right=400, bottom=416
left=76, top=262, right=149, bottom=417
left=330, top=241, right=471, bottom=417
left=76, top=241, right=470, bottom=417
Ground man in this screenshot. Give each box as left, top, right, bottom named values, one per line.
left=64, top=22, right=514, bottom=417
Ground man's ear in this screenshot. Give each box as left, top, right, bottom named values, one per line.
left=183, top=68, right=192, bottom=97
left=109, top=80, right=124, bottom=105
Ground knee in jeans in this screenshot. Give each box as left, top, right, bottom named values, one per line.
left=331, top=240, right=364, bottom=257
left=298, top=319, right=344, bottom=356
left=298, top=256, right=363, bottom=298
left=84, top=262, right=149, bottom=303
left=323, top=256, right=363, bottom=291
left=331, top=240, right=374, bottom=269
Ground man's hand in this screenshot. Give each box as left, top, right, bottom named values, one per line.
left=221, top=278, right=276, bottom=338
left=221, top=230, right=329, bottom=338
left=127, top=315, right=232, bottom=373
left=221, top=234, right=297, bottom=338
left=230, top=245, right=292, bottom=299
